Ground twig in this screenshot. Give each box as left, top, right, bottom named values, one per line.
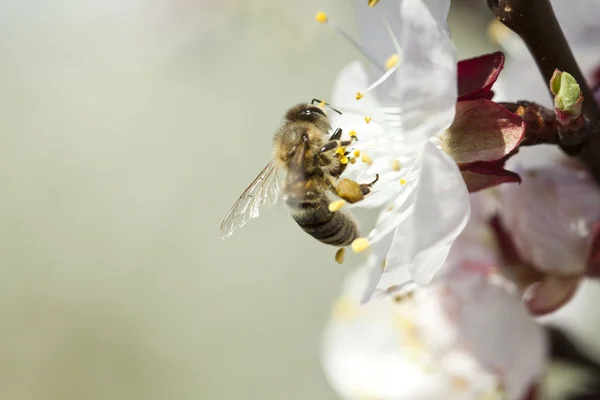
left=486, top=0, right=600, bottom=182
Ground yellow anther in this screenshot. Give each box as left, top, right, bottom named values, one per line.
left=400, top=178, right=407, bottom=185
left=335, top=146, right=346, bottom=155
left=364, top=116, right=372, bottom=124
left=328, top=199, right=346, bottom=212
left=368, top=0, right=380, bottom=7
left=351, top=238, right=370, bottom=253
left=349, top=157, right=356, bottom=164
left=451, top=376, right=469, bottom=393
left=391, top=159, right=401, bottom=171
left=340, top=155, right=349, bottom=165
left=361, top=154, right=373, bottom=165
left=315, top=12, right=328, bottom=23
left=349, top=130, right=357, bottom=138
left=385, top=53, right=400, bottom=70
left=356, top=91, right=364, bottom=100
left=353, top=150, right=361, bottom=157
left=318, top=101, right=326, bottom=108
left=335, top=248, right=346, bottom=264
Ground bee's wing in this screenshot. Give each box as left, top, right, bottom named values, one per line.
left=220, top=159, right=281, bottom=239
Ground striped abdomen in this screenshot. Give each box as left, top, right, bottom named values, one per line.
left=286, top=190, right=358, bottom=246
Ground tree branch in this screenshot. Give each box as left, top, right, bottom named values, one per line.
left=486, top=0, right=600, bottom=182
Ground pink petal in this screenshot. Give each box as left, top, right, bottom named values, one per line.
left=457, top=52, right=505, bottom=101
left=461, top=168, right=521, bottom=192
left=524, top=275, right=581, bottom=316
left=443, top=100, right=525, bottom=165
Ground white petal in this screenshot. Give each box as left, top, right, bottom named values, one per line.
left=376, top=143, right=470, bottom=290
left=498, top=164, right=600, bottom=274
left=354, top=0, right=457, bottom=145
left=322, top=265, right=546, bottom=400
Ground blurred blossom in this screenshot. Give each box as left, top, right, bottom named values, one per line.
left=325, top=0, right=469, bottom=300
left=495, top=162, right=600, bottom=314
left=322, top=262, right=546, bottom=400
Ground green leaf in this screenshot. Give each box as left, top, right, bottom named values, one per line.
left=551, top=70, right=582, bottom=113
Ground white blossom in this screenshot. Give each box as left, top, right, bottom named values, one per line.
left=323, top=0, right=469, bottom=300
left=322, top=260, right=547, bottom=400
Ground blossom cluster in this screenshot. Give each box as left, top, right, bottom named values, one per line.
left=315, top=0, right=600, bottom=399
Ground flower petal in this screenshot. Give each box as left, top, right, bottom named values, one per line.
left=498, top=165, right=600, bottom=274
left=377, top=143, right=470, bottom=289
left=457, top=52, right=505, bottom=101
left=355, top=0, right=457, bottom=145
left=524, top=275, right=582, bottom=316
left=461, top=168, right=521, bottom=193
left=442, top=100, right=525, bottom=166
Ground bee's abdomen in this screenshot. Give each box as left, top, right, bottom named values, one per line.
left=287, top=194, right=358, bottom=246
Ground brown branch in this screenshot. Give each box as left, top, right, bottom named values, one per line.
left=487, top=0, right=600, bottom=182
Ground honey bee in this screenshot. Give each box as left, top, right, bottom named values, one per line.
left=220, top=99, right=378, bottom=246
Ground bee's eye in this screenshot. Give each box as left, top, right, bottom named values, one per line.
left=302, top=107, right=326, bottom=117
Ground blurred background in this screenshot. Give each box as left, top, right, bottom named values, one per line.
left=0, top=1, right=595, bottom=399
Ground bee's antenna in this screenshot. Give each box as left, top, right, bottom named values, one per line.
left=311, top=99, right=342, bottom=115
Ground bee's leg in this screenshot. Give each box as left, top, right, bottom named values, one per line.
left=329, top=127, right=342, bottom=141
left=320, top=137, right=357, bottom=153
left=359, top=174, right=379, bottom=195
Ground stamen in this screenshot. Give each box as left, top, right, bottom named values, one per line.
left=328, top=199, right=347, bottom=212
left=368, top=0, right=380, bottom=6
left=349, top=157, right=356, bottom=164
left=364, top=116, right=372, bottom=124
left=348, top=130, right=357, bottom=139
left=315, top=12, right=328, bottom=23
left=351, top=238, right=371, bottom=253
left=315, top=13, right=385, bottom=73
left=363, top=66, right=399, bottom=94
left=380, top=14, right=403, bottom=57
left=361, top=153, right=373, bottom=165
left=335, top=147, right=346, bottom=155
left=385, top=53, right=400, bottom=70
left=339, top=155, right=349, bottom=165
left=391, top=159, right=401, bottom=171
left=334, top=248, right=346, bottom=264
left=400, top=178, right=407, bottom=185
left=353, top=150, right=361, bottom=158
left=355, top=91, right=364, bottom=100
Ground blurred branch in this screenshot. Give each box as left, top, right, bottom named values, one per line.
left=486, top=0, right=600, bottom=182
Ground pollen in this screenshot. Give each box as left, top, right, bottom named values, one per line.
left=328, top=199, right=346, bottom=212
left=451, top=376, right=469, bottom=393
left=334, top=248, right=346, bottom=264
left=353, top=149, right=361, bottom=157
left=361, top=153, right=373, bottom=165
left=315, top=12, right=328, bottom=23
left=355, top=91, right=364, bottom=100
left=400, top=178, right=407, bottom=185
left=368, top=0, right=380, bottom=6
left=385, top=53, right=400, bottom=70
left=349, top=157, right=356, bottom=164
left=351, top=238, right=370, bottom=253
left=364, top=116, right=372, bottom=124
left=339, top=155, right=349, bottom=165
left=335, top=146, right=346, bottom=155
left=391, top=159, right=401, bottom=171
left=348, top=130, right=357, bottom=138
left=318, top=101, right=326, bottom=108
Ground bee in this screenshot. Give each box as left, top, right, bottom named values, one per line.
left=220, top=99, right=378, bottom=246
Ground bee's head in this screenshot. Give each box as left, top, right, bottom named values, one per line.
left=284, top=103, right=331, bottom=132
